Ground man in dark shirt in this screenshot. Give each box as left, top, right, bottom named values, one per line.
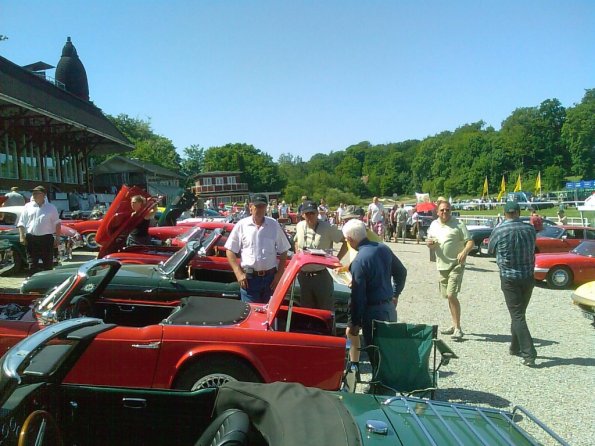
left=488, top=201, right=538, bottom=367
left=342, top=218, right=407, bottom=374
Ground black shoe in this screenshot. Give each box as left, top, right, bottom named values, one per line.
left=509, top=349, right=521, bottom=357
left=520, top=357, right=536, bottom=367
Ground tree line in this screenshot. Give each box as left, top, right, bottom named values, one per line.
left=102, top=88, right=594, bottom=205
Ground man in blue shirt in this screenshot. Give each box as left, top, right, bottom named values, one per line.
left=488, top=201, right=537, bottom=367
left=342, top=219, right=407, bottom=374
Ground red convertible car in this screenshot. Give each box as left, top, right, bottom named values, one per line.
left=534, top=240, right=595, bottom=289
left=535, top=225, right=595, bottom=254
left=0, top=253, right=346, bottom=391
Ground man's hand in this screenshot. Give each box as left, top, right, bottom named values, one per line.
left=235, top=271, right=248, bottom=289
left=457, top=250, right=468, bottom=264
left=20, top=236, right=27, bottom=246
left=270, top=269, right=282, bottom=290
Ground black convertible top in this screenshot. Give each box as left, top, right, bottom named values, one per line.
left=164, top=296, right=250, bottom=326
left=215, top=381, right=362, bottom=446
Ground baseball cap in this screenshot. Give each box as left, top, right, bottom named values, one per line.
left=342, top=205, right=365, bottom=219
left=503, top=201, right=520, bottom=213
left=300, top=201, right=318, bottom=214
left=252, top=194, right=268, bottom=205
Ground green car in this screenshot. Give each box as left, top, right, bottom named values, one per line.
left=0, top=230, right=29, bottom=276
left=0, top=317, right=568, bottom=446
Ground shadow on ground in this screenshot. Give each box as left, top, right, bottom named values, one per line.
left=437, top=388, right=511, bottom=408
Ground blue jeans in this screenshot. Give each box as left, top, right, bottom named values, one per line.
left=500, top=276, right=537, bottom=359
left=240, top=274, right=275, bottom=304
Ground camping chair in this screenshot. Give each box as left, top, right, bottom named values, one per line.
left=349, top=321, right=457, bottom=398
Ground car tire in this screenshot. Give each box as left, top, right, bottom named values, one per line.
left=84, top=232, right=99, bottom=250
left=173, top=356, right=261, bottom=391
left=547, top=266, right=573, bottom=289
left=0, top=247, right=23, bottom=276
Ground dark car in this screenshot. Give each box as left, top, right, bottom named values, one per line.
left=0, top=317, right=570, bottom=446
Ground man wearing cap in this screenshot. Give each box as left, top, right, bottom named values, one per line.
left=3, top=187, right=26, bottom=207
left=225, top=193, right=291, bottom=304
left=427, top=199, right=474, bottom=340
left=293, top=200, right=345, bottom=310
left=16, top=186, right=60, bottom=273
left=488, top=201, right=538, bottom=367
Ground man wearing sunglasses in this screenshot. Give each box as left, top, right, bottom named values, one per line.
left=427, top=198, right=474, bottom=340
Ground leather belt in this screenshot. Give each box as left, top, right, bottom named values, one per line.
left=299, top=270, right=327, bottom=277
left=245, top=267, right=277, bottom=277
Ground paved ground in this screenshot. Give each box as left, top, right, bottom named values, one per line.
left=1, top=243, right=593, bottom=445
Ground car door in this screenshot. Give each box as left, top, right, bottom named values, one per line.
left=63, top=324, right=164, bottom=388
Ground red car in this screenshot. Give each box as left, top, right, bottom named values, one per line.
left=0, top=252, right=346, bottom=391
left=534, top=240, right=595, bottom=289
left=535, top=225, right=595, bottom=253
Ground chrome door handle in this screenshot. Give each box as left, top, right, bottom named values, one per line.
left=131, top=342, right=161, bottom=349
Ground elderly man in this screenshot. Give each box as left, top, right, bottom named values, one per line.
left=294, top=200, right=345, bottom=310
left=343, top=219, right=407, bottom=376
left=225, top=194, right=291, bottom=304
left=427, top=199, right=474, bottom=340
left=488, top=201, right=538, bottom=367
left=16, top=185, right=60, bottom=273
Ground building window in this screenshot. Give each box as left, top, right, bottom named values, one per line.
left=227, top=176, right=236, bottom=184
left=215, top=177, right=224, bottom=185
left=202, top=178, right=212, bottom=186
left=0, top=136, right=18, bottom=179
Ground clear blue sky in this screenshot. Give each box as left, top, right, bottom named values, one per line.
left=2, top=1, right=593, bottom=161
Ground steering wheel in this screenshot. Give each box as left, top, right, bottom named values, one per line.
left=18, top=410, right=63, bottom=446
left=71, top=296, right=94, bottom=318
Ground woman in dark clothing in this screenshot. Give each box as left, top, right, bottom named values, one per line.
left=126, top=195, right=157, bottom=246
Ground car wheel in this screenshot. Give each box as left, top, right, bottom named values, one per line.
left=547, top=266, right=573, bottom=289
left=84, top=232, right=99, bottom=250
left=0, top=247, right=23, bottom=276
left=174, top=356, right=261, bottom=391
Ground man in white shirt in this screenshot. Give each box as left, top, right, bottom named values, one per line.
left=367, top=196, right=386, bottom=237
left=16, top=185, right=61, bottom=273
left=225, top=193, right=291, bottom=303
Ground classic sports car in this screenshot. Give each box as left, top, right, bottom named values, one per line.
left=534, top=240, right=595, bottom=289
left=0, top=318, right=569, bottom=446
left=535, top=225, right=595, bottom=253
left=0, top=253, right=346, bottom=392
left=571, top=281, right=595, bottom=325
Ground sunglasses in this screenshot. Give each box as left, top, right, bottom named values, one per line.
left=438, top=209, right=451, bottom=213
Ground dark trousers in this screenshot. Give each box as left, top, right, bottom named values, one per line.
left=362, top=302, right=397, bottom=347
left=240, top=273, right=275, bottom=304
left=500, top=276, right=537, bottom=359
left=26, top=233, right=54, bottom=273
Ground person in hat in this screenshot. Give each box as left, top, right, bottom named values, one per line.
left=3, top=186, right=26, bottom=207
left=487, top=201, right=538, bottom=367
left=293, top=200, right=345, bottom=310
left=16, top=186, right=60, bottom=273
left=225, top=193, right=291, bottom=303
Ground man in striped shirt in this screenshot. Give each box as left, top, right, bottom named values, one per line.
left=488, top=201, right=537, bottom=367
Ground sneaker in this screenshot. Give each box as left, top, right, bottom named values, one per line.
left=520, top=357, right=536, bottom=367
left=441, top=326, right=455, bottom=335
left=451, top=328, right=464, bottom=340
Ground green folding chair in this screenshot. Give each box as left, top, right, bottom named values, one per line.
left=363, top=321, right=457, bottom=398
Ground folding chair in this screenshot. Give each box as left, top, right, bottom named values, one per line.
left=351, top=321, right=457, bottom=398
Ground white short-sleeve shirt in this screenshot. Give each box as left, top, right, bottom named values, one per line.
left=225, top=216, right=291, bottom=271
left=17, top=200, right=60, bottom=236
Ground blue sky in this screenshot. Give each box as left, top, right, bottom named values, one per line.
left=2, top=1, right=593, bottom=161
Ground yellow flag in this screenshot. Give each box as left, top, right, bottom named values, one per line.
left=482, top=177, right=489, bottom=197
left=497, top=176, right=506, bottom=201
left=513, top=174, right=522, bottom=192
left=535, top=172, right=542, bottom=195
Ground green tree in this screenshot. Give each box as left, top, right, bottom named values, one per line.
left=180, top=145, right=205, bottom=186
left=561, top=89, right=595, bottom=178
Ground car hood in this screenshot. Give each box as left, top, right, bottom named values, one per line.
left=266, top=252, right=342, bottom=326
left=21, top=264, right=160, bottom=293
left=96, top=185, right=158, bottom=258
left=535, top=251, right=579, bottom=265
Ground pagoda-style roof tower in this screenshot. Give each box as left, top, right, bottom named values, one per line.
left=55, top=36, right=89, bottom=101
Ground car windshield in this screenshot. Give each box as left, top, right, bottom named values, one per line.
left=158, top=228, right=223, bottom=275
left=36, top=275, right=77, bottom=312
left=538, top=226, right=564, bottom=238
left=179, top=226, right=202, bottom=241
left=572, top=242, right=595, bottom=257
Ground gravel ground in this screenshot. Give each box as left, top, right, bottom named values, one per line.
left=1, top=245, right=593, bottom=445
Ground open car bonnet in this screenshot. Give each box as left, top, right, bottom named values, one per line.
left=266, top=251, right=342, bottom=327
left=96, top=185, right=159, bottom=258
